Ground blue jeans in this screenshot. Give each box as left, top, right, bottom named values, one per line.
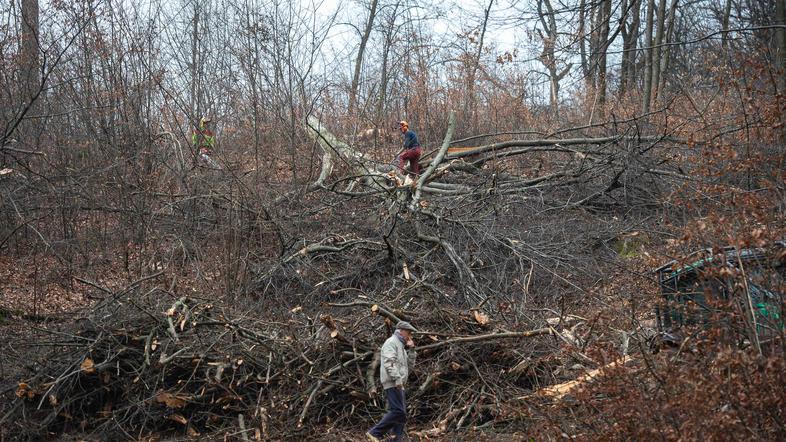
left=368, top=387, right=406, bottom=441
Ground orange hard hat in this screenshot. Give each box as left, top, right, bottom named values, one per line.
left=399, top=120, right=408, bottom=128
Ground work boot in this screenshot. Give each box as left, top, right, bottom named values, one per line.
left=365, top=432, right=382, bottom=442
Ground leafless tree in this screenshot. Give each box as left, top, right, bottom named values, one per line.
left=536, top=0, right=571, bottom=118
left=349, top=0, right=380, bottom=117
left=619, top=0, right=640, bottom=96
left=775, top=0, right=786, bottom=73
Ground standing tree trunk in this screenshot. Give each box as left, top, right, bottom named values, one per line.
left=721, top=0, right=732, bottom=49
left=20, top=0, right=40, bottom=127
left=465, top=0, right=494, bottom=134
left=588, top=0, right=600, bottom=94
left=596, top=0, right=611, bottom=114
left=190, top=2, right=201, bottom=126
left=375, top=1, right=402, bottom=155
left=579, top=0, right=589, bottom=85
left=375, top=27, right=393, bottom=138
left=348, top=0, right=379, bottom=116
left=650, top=0, right=668, bottom=106
left=642, top=0, right=655, bottom=113
left=620, top=0, right=640, bottom=97
left=656, top=0, right=679, bottom=100
left=775, top=0, right=786, bottom=74
left=537, top=0, right=570, bottom=118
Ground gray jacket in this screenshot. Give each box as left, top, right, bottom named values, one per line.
left=379, top=332, right=417, bottom=389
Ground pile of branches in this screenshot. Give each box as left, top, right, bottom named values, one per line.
left=1, top=280, right=590, bottom=440
left=1, top=116, right=689, bottom=440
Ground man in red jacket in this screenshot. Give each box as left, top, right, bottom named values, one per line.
left=396, top=121, right=421, bottom=177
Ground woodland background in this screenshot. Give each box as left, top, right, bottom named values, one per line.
left=0, top=0, right=784, bottom=440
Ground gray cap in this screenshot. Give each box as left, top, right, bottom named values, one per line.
left=395, top=321, right=417, bottom=332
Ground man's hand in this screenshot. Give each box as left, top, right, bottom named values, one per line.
left=406, top=338, right=415, bottom=348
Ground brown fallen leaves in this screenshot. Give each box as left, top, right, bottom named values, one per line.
left=155, top=391, right=189, bottom=409
left=15, top=382, right=34, bottom=399
left=472, top=309, right=490, bottom=326
left=80, top=357, right=96, bottom=374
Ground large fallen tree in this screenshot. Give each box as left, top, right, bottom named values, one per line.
left=303, top=113, right=687, bottom=205
left=248, top=114, right=685, bottom=309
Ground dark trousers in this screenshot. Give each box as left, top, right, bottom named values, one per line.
left=368, top=387, right=406, bottom=441
left=399, top=147, right=422, bottom=176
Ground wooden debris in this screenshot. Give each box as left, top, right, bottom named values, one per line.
left=534, top=355, right=634, bottom=400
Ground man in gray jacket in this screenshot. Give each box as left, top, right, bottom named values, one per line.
left=366, top=321, right=417, bottom=442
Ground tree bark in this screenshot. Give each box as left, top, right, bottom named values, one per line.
left=415, top=329, right=552, bottom=352
left=650, top=0, right=668, bottom=106
left=445, top=134, right=674, bottom=160
left=596, top=0, right=611, bottom=114
left=190, top=2, right=201, bottom=123
left=465, top=0, right=494, bottom=134
left=537, top=0, right=570, bottom=118
left=721, top=0, right=732, bottom=49
left=775, top=0, right=786, bottom=74
left=20, top=0, right=40, bottom=104
left=411, top=111, right=455, bottom=209
left=578, top=0, right=589, bottom=84
left=642, top=0, right=655, bottom=113
left=656, top=0, right=679, bottom=100
left=15, top=0, right=41, bottom=154
left=620, top=0, right=640, bottom=97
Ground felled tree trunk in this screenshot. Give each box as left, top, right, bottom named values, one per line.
left=304, top=115, right=388, bottom=190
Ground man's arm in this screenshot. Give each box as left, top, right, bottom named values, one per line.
left=406, top=348, right=416, bottom=368
left=405, top=335, right=416, bottom=367
left=396, top=134, right=409, bottom=156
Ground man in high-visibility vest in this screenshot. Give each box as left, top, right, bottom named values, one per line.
left=192, top=117, right=219, bottom=168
